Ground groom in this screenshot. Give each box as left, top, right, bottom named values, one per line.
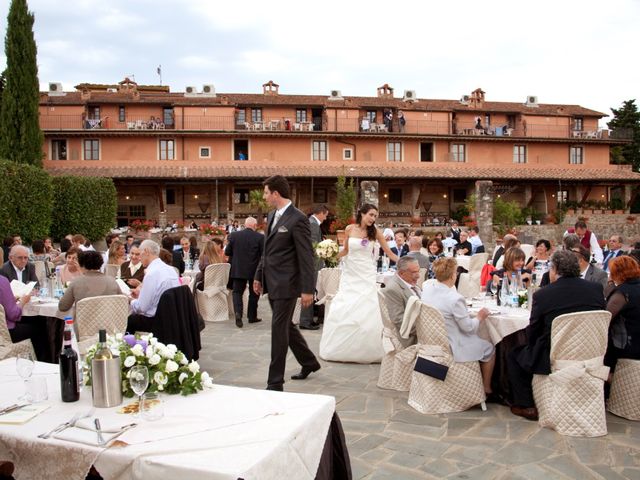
left=254, top=175, right=321, bottom=391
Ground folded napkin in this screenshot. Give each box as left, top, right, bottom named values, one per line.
left=53, top=417, right=136, bottom=446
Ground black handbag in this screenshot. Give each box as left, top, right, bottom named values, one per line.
left=414, top=356, right=448, bottom=381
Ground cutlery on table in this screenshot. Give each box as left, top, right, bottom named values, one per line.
left=94, top=418, right=105, bottom=445
left=38, top=408, right=95, bottom=439
left=101, top=423, right=137, bottom=445
left=0, top=404, right=28, bottom=416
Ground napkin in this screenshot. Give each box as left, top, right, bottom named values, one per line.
left=53, top=417, right=136, bottom=446
left=0, top=403, right=50, bottom=424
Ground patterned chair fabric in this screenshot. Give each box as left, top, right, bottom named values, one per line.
left=104, top=264, right=120, bottom=278
left=317, top=268, right=342, bottom=319
left=607, top=359, right=640, bottom=420
left=532, top=310, right=611, bottom=437
left=407, top=303, right=486, bottom=414
left=457, top=253, right=488, bottom=299
left=377, top=292, right=413, bottom=391
left=33, top=260, right=47, bottom=286
left=75, top=295, right=129, bottom=354
left=0, top=305, right=36, bottom=360
left=418, top=268, right=428, bottom=285
left=196, top=263, right=231, bottom=323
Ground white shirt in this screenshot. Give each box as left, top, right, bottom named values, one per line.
left=12, top=264, right=25, bottom=283
left=580, top=266, right=588, bottom=279
left=311, top=215, right=322, bottom=226
left=398, top=275, right=421, bottom=297
left=272, top=201, right=291, bottom=229
left=469, top=235, right=483, bottom=254
left=130, top=258, right=180, bottom=317
left=442, top=237, right=458, bottom=249
left=128, top=261, right=143, bottom=276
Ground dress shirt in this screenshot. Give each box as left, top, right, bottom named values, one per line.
left=469, top=236, right=483, bottom=254
left=311, top=215, right=322, bottom=226
left=13, top=264, right=25, bottom=283
left=130, top=258, right=180, bottom=317
left=580, top=266, right=588, bottom=279
left=272, top=201, right=291, bottom=229
left=399, top=276, right=421, bottom=297
left=603, top=249, right=621, bottom=272
left=128, top=261, right=143, bottom=277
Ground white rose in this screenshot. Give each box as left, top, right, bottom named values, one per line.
left=180, top=356, right=188, bottom=365
left=178, top=372, right=188, bottom=384
left=158, top=346, right=172, bottom=359
left=131, top=344, right=144, bottom=357
left=145, top=345, right=154, bottom=358
left=188, top=360, right=200, bottom=373
left=165, top=359, right=179, bottom=373
left=123, top=356, right=136, bottom=368
left=201, top=372, right=213, bottom=388
left=154, top=371, right=167, bottom=385
left=158, top=384, right=164, bottom=391
left=115, top=333, right=123, bottom=341
left=140, top=334, right=150, bottom=343
left=149, top=354, right=161, bottom=366
left=149, top=337, right=158, bottom=346
left=167, top=344, right=178, bottom=355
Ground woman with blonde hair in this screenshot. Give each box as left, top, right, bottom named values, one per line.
left=491, top=247, right=531, bottom=290
left=107, top=240, right=127, bottom=266
left=195, top=238, right=225, bottom=290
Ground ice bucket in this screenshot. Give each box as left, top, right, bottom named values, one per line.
left=91, top=356, right=123, bottom=408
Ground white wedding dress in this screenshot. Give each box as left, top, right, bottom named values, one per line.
left=319, top=237, right=383, bottom=363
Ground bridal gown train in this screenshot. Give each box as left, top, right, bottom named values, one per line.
left=319, top=237, right=383, bottom=363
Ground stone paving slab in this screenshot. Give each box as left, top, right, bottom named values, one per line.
left=197, top=308, right=640, bottom=479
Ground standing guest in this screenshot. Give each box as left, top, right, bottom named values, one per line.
left=405, top=236, right=430, bottom=269
left=58, top=251, right=119, bottom=312
left=119, top=244, right=145, bottom=288
left=60, top=246, right=83, bottom=285
left=603, top=235, right=625, bottom=273
left=397, top=110, right=406, bottom=133
left=107, top=240, right=127, bottom=266
left=29, top=240, right=50, bottom=262
left=467, top=226, right=485, bottom=254
left=508, top=251, right=605, bottom=421
left=424, top=237, right=445, bottom=279
left=225, top=217, right=264, bottom=327
left=564, top=220, right=604, bottom=264
left=0, top=245, right=38, bottom=284
left=571, top=244, right=608, bottom=289
left=189, top=221, right=198, bottom=229
left=300, top=205, right=328, bottom=330
left=253, top=175, right=320, bottom=391
left=195, top=238, right=225, bottom=291
left=454, top=231, right=473, bottom=256
left=449, top=220, right=462, bottom=243
left=124, top=235, right=135, bottom=255
left=382, top=256, right=421, bottom=347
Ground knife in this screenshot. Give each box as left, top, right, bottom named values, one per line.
left=0, top=404, right=27, bottom=416
left=94, top=418, right=105, bottom=445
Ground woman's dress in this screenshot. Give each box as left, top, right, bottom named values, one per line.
left=319, top=237, right=383, bottom=363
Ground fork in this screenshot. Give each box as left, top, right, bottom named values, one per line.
left=38, top=407, right=95, bottom=439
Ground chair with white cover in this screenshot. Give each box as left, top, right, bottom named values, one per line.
left=0, top=305, right=36, bottom=361
left=520, top=244, right=535, bottom=262
left=377, top=292, right=415, bottom=391
left=316, top=268, right=342, bottom=318
left=532, top=310, right=611, bottom=437
left=74, top=294, right=129, bottom=355
left=457, top=252, right=488, bottom=299
left=407, top=302, right=487, bottom=414
left=104, top=264, right=120, bottom=278
left=195, top=263, right=231, bottom=323
left=608, top=359, right=640, bottom=420
left=418, top=267, right=428, bottom=285
left=33, top=260, right=48, bottom=286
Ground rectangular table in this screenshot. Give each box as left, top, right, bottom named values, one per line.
left=0, top=359, right=336, bottom=480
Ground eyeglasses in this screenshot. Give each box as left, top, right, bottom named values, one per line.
left=13, top=256, right=28, bottom=260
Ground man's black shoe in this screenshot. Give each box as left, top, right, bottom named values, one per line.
left=300, top=324, right=320, bottom=330
left=248, top=318, right=262, bottom=323
left=266, top=385, right=283, bottom=391
left=291, top=365, right=321, bottom=380
left=235, top=318, right=243, bottom=328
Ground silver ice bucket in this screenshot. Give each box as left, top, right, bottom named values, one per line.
left=91, top=356, right=123, bottom=408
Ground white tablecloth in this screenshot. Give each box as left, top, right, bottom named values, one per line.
left=0, top=359, right=335, bottom=480
left=469, top=299, right=530, bottom=345
left=22, top=299, right=68, bottom=320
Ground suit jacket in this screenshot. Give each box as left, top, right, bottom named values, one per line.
left=515, top=276, right=606, bottom=375
left=382, top=274, right=417, bottom=347
left=0, top=261, right=38, bottom=284
left=172, top=250, right=185, bottom=274
left=225, top=228, right=264, bottom=279
left=603, top=249, right=624, bottom=271
left=406, top=251, right=430, bottom=269
left=584, top=264, right=608, bottom=289
left=309, top=216, right=324, bottom=272
left=119, top=261, right=146, bottom=284
left=255, top=204, right=315, bottom=300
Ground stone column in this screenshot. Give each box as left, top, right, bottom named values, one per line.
left=360, top=181, right=379, bottom=207
left=475, top=180, right=494, bottom=249
left=624, top=184, right=632, bottom=212
left=158, top=185, right=167, bottom=228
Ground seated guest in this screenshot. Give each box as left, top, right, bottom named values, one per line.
left=453, top=230, right=473, bottom=256
left=54, top=238, right=72, bottom=266
left=405, top=236, right=429, bottom=269
left=468, top=226, right=484, bottom=254
left=58, top=251, right=119, bottom=312
left=0, top=245, right=38, bottom=284
left=162, top=236, right=185, bottom=274
left=539, top=234, right=582, bottom=287
left=43, top=237, right=61, bottom=262
left=60, top=246, right=83, bottom=285
left=508, top=250, right=606, bottom=421
left=525, top=239, right=552, bottom=275
left=29, top=240, right=50, bottom=262
left=604, top=256, right=640, bottom=372
left=101, top=233, right=119, bottom=268
left=195, top=238, right=225, bottom=290
left=189, top=235, right=200, bottom=260
left=124, top=234, right=135, bottom=255
left=421, top=257, right=496, bottom=397
left=119, top=244, right=145, bottom=287
left=424, top=237, right=445, bottom=280
left=159, top=248, right=174, bottom=266
left=603, top=235, right=625, bottom=273
left=72, top=234, right=88, bottom=251
left=629, top=249, right=640, bottom=265
left=491, top=247, right=531, bottom=291
left=127, top=240, right=181, bottom=333
left=107, top=240, right=127, bottom=266
left=391, top=229, right=409, bottom=259
left=179, top=236, right=199, bottom=265
left=571, top=244, right=608, bottom=289
left=382, top=257, right=421, bottom=347
left=493, top=234, right=519, bottom=269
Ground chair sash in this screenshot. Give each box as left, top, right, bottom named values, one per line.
left=399, top=296, right=421, bottom=339
left=316, top=293, right=335, bottom=305
left=202, top=285, right=229, bottom=299
left=382, top=327, right=403, bottom=354
left=549, top=356, right=610, bottom=385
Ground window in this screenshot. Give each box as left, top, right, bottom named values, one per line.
left=387, top=142, right=402, bottom=162
left=51, top=139, right=67, bottom=160
left=453, top=188, right=467, bottom=203
left=118, top=106, right=125, bottom=123
left=556, top=190, right=568, bottom=206
left=234, top=189, right=250, bottom=204
left=163, top=107, right=174, bottom=127
left=87, top=106, right=100, bottom=120
left=236, top=109, right=246, bottom=126
left=343, top=148, right=353, bottom=160
left=83, top=139, right=99, bottom=160
left=451, top=143, right=466, bottom=162
left=570, top=146, right=584, bottom=164
left=199, top=146, right=211, bottom=159
left=312, top=140, right=327, bottom=161
left=234, top=139, right=249, bottom=160
left=251, top=108, right=262, bottom=122
left=313, top=188, right=328, bottom=203
left=420, top=142, right=433, bottom=162
left=166, top=189, right=176, bottom=205
left=296, top=109, right=307, bottom=123
left=484, top=114, right=491, bottom=127
left=159, top=140, right=175, bottom=160
left=116, top=205, right=147, bottom=228
left=573, top=117, right=583, bottom=131
left=366, top=110, right=377, bottom=123
left=388, top=188, right=403, bottom=204
left=129, top=205, right=146, bottom=217
left=513, top=145, right=527, bottom=163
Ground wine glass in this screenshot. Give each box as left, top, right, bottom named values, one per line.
left=16, top=352, right=35, bottom=402
left=129, top=365, right=149, bottom=417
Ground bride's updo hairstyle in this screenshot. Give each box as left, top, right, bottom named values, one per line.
left=356, top=203, right=378, bottom=241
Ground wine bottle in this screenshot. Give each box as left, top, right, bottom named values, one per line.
left=94, top=329, right=113, bottom=360
left=59, top=329, right=80, bottom=402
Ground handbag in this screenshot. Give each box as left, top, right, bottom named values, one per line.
left=414, top=356, right=448, bottom=381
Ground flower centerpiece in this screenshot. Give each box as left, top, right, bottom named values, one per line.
left=199, top=223, right=226, bottom=237
left=315, top=239, right=340, bottom=267
left=517, top=289, right=528, bottom=308
left=130, top=219, right=154, bottom=232
left=84, top=333, right=213, bottom=396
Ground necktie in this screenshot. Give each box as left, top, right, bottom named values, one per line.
left=272, top=211, right=282, bottom=231
left=603, top=251, right=614, bottom=270
left=411, top=286, right=421, bottom=297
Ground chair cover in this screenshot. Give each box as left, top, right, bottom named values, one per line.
left=418, top=268, right=428, bottom=285
left=407, top=303, right=486, bottom=414
left=607, top=359, right=640, bottom=420
left=33, top=260, right=47, bottom=286
left=520, top=244, right=536, bottom=262
left=75, top=295, right=129, bottom=354
left=457, top=253, right=488, bottom=299
left=104, top=264, right=120, bottom=278
left=0, top=305, right=36, bottom=360
left=152, top=286, right=202, bottom=361
left=196, top=263, right=231, bottom=323
left=377, top=292, right=413, bottom=391
left=316, top=268, right=342, bottom=318
left=532, top=310, right=611, bottom=437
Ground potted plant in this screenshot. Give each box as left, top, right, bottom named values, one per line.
left=334, top=174, right=357, bottom=245
left=130, top=219, right=154, bottom=234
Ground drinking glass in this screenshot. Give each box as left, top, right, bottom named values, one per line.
left=129, top=365, right=149, bottom=417
left=141, top=392, right=164, bottom=421
left=16, top=352, right=35, bottom=402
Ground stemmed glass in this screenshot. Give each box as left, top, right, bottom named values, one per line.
left=129, top=365, right=149, bottom=417
left=16, top=352, right=35, bottom=402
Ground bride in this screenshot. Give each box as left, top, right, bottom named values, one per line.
left=319, top=203, right=398, bottom=363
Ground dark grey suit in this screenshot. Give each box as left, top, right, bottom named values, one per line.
left=0, top=261, right=38, bottom=284
left=300, top=215, right=323, bottom=327
left=225, top=228, right=264, bottom=321
left=584, top=264, right=608, bottom=290
left=255, top=204, right=320, bottom=389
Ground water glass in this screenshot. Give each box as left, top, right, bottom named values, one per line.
left=141, top=392, right=164, bottom=421
left=129, top=365, right=149, bottom=417
left=25, top=376, right=48, bottom=403
left=16, top=353, right=35, bottom=402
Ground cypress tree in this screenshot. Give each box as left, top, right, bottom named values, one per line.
left=0, top=0, right=43, bottom=167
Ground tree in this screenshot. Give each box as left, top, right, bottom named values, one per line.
left=249, top=188, right=268, bottom=224
left=335, top=175, right=356, bottom=224
left=0, top=0, right=43, bottom=167
left=607, top=99, right=640, bottom=171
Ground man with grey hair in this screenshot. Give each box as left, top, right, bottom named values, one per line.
left=381, top=256, right=421, bottom=347
left=405, top=236, right=429, bottom=268
left=127, top=239, right=181, bottom=332
left=508, top=250, right=605, bottom=421
left=0, top=245, right=39, bottom=284
left=603, top=234, right=625, bottom=272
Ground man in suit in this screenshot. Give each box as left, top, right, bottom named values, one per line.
left=571, top=244, right=608, bottom=290
left=381, top=256, right=421, bottom=347
left=405, top=236, right=429, bottom=269
left=300, top=205, right=328, bottom=330
left=179, top=236, right=199, bottom=265
left=508, top=250, right=605, bottom=421
left=161, top=236, right=185, bottom=274
left=254, top=175, right=321, bottom=391
left=225, top=216, right=264, bottom=328
left=449, top=220, right=462, bottom=243
left=603, top=235, right=625, bottom=273
left=0, top=245, right=39, bottom=284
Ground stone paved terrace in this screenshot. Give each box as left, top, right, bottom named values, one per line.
left=197, top=300, right=640, bottom=480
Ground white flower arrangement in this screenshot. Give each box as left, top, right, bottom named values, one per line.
left=315, top=239, right=340, bottom=267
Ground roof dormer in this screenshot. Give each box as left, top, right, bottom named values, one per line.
left=469, top=88, right=485, bottom=108
left=377, top=83, right=394, bottom=98
left=262, top=80, right=279, bottom=96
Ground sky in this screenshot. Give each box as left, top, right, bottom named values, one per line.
left=0, top=0, right=638, bottom=123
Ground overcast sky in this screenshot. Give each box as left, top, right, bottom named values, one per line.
left=0, top=0, right=638, bottom=122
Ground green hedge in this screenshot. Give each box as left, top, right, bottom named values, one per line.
left=0, top=160, right=52, bottom=243
left=50, top=176, right=117, bottom=241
